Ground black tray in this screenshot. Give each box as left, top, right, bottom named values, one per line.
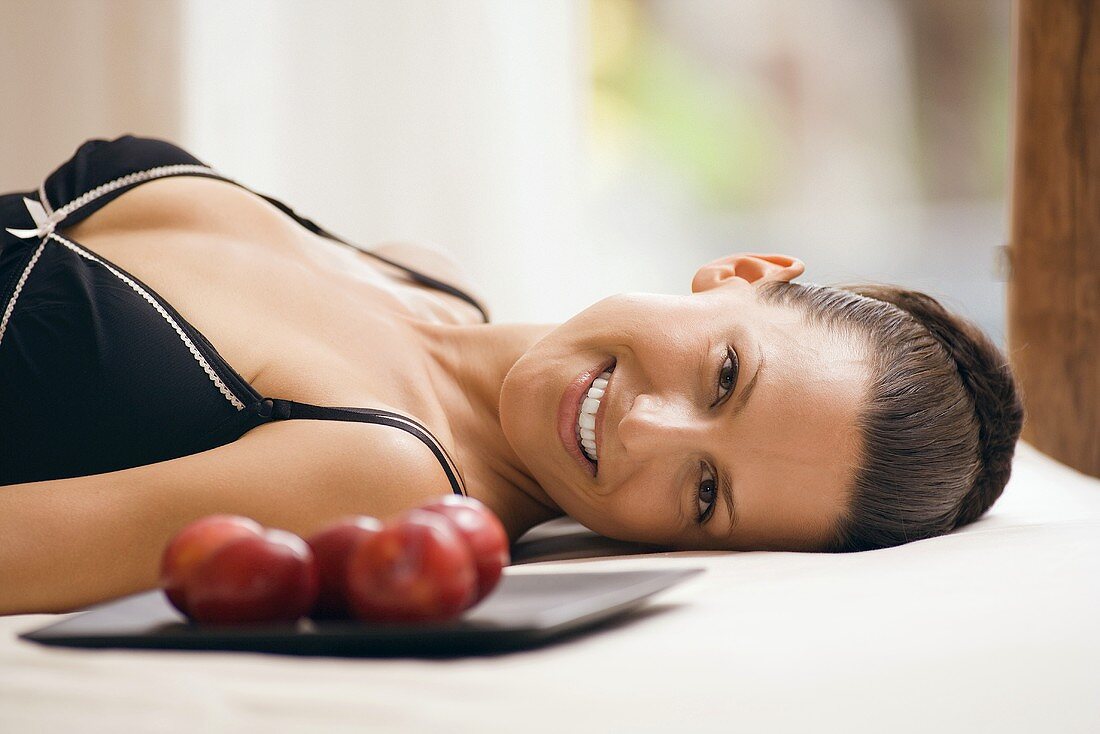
left=19, top=568, right=704, bottom=657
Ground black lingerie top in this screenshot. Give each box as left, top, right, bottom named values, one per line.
left=0, top=135, right=486, bottom=493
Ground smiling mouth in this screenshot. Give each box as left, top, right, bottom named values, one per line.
left=558, top=356, right=616, bottom=478
left=575, top=363, right=615, bottom=467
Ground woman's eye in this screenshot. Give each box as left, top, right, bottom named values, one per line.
left=696, top=462, right=718, bottom=524
left=715, top=346, right=739, bottom=403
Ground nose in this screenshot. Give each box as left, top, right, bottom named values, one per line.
left=617, top=393, right=702, bottom=460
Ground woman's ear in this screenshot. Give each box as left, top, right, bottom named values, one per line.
left=691, top=253, right=806, bottom=294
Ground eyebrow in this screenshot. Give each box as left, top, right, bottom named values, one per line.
left=720, top=341, right=764, bottom=536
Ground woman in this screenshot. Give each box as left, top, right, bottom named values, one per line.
left=0, top=136, right=1024, bottom=614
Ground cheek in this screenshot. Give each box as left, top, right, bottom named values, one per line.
left=592, top=471, right=683, bottom=545
left=570, top=293, right=688, bottom=345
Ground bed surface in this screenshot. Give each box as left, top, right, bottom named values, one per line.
left=2, top=441, right=1097, bottom=733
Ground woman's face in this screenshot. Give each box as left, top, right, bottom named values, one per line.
left=499, top=254, right=871, bottom=552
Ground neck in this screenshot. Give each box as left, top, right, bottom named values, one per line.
left=411, top=319, right=565, bottom=543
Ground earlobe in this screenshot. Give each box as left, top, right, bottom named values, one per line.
left=691, top=253, right=805, bottom=293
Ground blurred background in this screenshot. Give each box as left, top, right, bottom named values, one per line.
left=0, top=0, right=1011, bottom=344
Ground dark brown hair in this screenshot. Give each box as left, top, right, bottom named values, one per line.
left=757, top=279, right=1025, bottom=552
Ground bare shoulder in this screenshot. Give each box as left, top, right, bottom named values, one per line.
left=232, top=417, right=460, bottom=526
left=369, top=239, right=491, bottom=324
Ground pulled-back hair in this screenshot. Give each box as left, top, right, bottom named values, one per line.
left=757, top=280, right=1025, bottom=552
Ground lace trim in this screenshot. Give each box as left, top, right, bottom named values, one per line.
left=48, top=164, right=220, bottom=225
left=0, top=237, right=48, bottom=347
left=48, top=232, right=245, bottom=411
left=3, top=163, right=245, bottom=408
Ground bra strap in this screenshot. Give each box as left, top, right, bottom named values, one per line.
left=248, top=193, right=490, bottom=324
left=257, top=397, right=466, bottom=497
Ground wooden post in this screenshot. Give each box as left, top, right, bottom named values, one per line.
left=1007, top=0, right=1100, bottom=476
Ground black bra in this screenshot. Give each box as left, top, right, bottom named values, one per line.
left=0, top=135, right=483, bottom=495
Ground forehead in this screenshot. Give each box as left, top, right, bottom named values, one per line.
left=725, top=300, right=870, bottom=550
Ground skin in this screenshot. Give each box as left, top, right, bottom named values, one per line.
left=54, top=177, right=870, bottom=555
left=443, top=254, right=872, bottom=552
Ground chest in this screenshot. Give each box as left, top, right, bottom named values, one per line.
left=59, top=176, right=455, bottom=424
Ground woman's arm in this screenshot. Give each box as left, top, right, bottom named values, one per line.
left=0, top=418, right=455, bottom=616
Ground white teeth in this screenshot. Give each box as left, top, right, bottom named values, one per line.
left=576, top=369, right=613, bottom=463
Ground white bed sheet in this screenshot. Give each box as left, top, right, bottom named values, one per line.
left=1, top=440, right=1098, bottom=734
